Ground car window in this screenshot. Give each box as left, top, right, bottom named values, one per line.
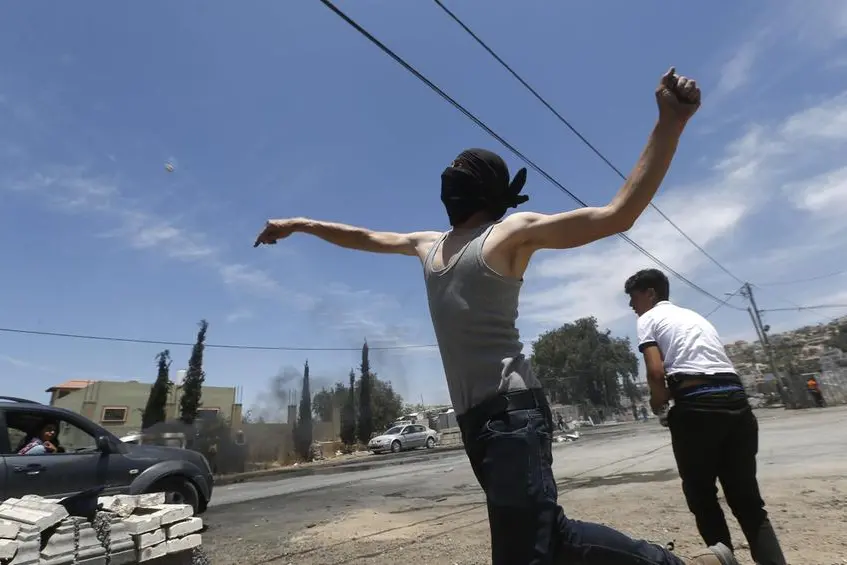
left=4, top=413, right=98, bottom=455
left=415, top=425, right=426, bottom=433
left=384, top=426, right=402, bottom=435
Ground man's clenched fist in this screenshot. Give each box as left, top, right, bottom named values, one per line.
left=656, top=67, right=701, bottom=125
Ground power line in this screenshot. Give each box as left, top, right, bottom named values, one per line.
left=0, top=327, right=437, bottom=351
left=759, top=305, right=847, bottom=313
left=704, top=285, right=746, bottom=319
left=751, top=283, right=843, bottom=324
left=430, top=0, right=746, bottom=287
left=757, top=269, right=847, bottom=287
left=316, top=0, right=742, bottom=309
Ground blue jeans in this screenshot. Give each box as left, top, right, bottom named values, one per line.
left=458, top=390, right=684, bottom=565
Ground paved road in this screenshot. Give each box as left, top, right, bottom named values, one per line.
left=202, top=407, right=847, bottom=564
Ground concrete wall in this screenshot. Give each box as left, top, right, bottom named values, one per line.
left=51, top=380, right=239, bottom=438
left=240, top=421, right=338, bottom=466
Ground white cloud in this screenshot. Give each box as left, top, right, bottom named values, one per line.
left=5, top=167, right=289, bottom=300
left=218, top=263, right=279, bottom=294
left=714, top=41, right=758, bottom=98
left=520, top=87, right=847, bottom=333
left=225, top=309, right=254, bottom=323
left=709, top=3, right=847, bottom=103
left=0, top=354, right=51, bottom=372
left=786, top=165, right=847, bottom=217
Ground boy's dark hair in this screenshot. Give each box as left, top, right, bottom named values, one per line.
left=624, top=269, right=670, bottom=301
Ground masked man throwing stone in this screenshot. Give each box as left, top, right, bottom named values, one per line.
left=256, top=68, right=736, bottom=565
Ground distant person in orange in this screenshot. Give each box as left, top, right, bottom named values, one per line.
left=806, top=376, right=825, bottom=407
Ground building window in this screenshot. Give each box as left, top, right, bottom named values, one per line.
left=197, top=408, right=220, bottom=420
left=101, top=406, right=128, bottom=424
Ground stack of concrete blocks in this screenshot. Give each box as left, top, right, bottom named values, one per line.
left=0, top=493, right=203, bottom=565
left=438, top=427, right=463, bottom=447
left=100, top=493, right=202, bottom=563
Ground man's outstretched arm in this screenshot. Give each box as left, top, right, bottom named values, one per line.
left=254, top=217, right=439, bottom=258
left=502, top=68, right=701, bottom=252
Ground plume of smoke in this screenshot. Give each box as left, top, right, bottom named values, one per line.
left=247, top=363, right=340, bottom=422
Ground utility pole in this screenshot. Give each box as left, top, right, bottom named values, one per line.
left=741, top=283, right=793, bottom=408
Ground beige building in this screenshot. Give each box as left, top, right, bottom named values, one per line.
left=46, top=379, right=243, bottom=438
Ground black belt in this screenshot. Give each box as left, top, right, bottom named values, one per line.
left=470, top=389, right=547, bottom=421
left=667, top=372, right=742, bottom=388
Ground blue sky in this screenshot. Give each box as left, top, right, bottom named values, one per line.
left=2, top=2, right=847, bottom=416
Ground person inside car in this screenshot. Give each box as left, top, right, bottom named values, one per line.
left=18, top=421, right=60, bottom=455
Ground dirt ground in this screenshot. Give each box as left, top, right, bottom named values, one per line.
left=204, top=406, right=847, bottom=564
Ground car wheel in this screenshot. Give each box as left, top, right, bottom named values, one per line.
left=390, top=440, right=401, bottom=453
left=151, top=477, right=200, bottom=515
left=426, top=436, right=436, bottom=449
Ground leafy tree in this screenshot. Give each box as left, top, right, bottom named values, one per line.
left=340, top=369, right=357, bottom=446
left=312, top=382, right=348, bottom=422
left=293, top=360, right=314, bottom=459
left=531, top=317, right=638, bottom=412
left=357, top=340, right=374, bottom=443
left=369, top=378, right=404, bottom=433
left=180, top=319, right=208, bottom=424
left=142, top=350, right=172, bottom=430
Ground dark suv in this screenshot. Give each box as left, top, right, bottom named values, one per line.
left=0, top=397, right=214, bottom=514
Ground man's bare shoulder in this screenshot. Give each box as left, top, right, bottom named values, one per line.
left=409, top=230, right=442, bottom=241
left=499, top=211, right=544, bottom=229
left=408, top=230, right=443, bottom=259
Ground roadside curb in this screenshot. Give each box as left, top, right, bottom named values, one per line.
left=214, top=445, right=465, bottom=486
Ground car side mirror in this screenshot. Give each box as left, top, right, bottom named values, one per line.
left=96, top=436, right=113, bottom=454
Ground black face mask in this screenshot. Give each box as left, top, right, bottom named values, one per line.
left=440, top=167, right=490, bottom=227
left=440, top=149, right=530, bottom=228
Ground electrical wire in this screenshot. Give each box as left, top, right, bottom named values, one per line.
left=704, top=285, right=746, bottom=319
left=757, top=269, right=847, bottom=287
left=0, top=326, right=437, bottom=351
left=758, top=305, right=847, bottom=313
left=431, top=0, right=746, bottom=287
left=316, top=0, right=743, bottom=309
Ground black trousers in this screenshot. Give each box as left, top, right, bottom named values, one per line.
left=668, top=405, right=786, bottom=565
left=458, top=390, right=683, bottom=565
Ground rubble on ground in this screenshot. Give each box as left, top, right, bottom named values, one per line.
left=0, top=493, right=207, bottom=564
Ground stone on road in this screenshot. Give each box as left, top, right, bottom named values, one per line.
left=203, top=407, right=847, bottom=564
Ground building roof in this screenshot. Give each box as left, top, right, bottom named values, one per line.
left=45, top=379, right=94, bottom=393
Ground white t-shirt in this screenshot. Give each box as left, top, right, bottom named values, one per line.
left=636, top=301, right=736, bottom=375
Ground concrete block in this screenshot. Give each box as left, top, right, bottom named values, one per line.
left=41, top=517, right=105, bottom=564
left=165, top=517, right=203, bottom=539
left=0, top=500, right=68, bottom=532
left=139, top=504, right=193, bottom=526
left=0, top=518, right=21, bottom=539
left=134, top=527, right=166, bottom=549
left=98, top=495, right=138, bottom=518
left=137, top=493, right=166, bottom=508
left=10, top=496, right=71, bottom=518
left=166, top=533, right=202, bottom=554
left=94, top=514, right=134, bottom=555
left=15, top=524, right=40, bottom=542
left=137, top=541, right=167, bottom=562
left=75, top=556, right=107, bottom=565
left=8, top=538, right=39, bottom=565
left=102, top=547, right=136, bottom=565
left=0, top=538, right=19, bottom=561
left=123, top=513, right=161, bottom=535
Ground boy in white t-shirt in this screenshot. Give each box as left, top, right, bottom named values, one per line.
left=625, top=268, right=786, bottom=565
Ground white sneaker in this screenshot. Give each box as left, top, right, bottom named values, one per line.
left=686, top=543, right=738, bottom=565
